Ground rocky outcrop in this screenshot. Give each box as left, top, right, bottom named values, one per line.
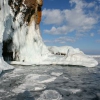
left=1, top=0, right=47, bottom=62
left=8, top=0, right=42, bottom=25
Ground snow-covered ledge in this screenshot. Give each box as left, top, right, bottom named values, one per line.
left=0, top=0, right=98, bottom=71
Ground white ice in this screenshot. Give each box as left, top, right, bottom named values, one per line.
left=37, top=90, right=62, bottom=100
left=0, top=0, right=14, bottom=74
left=0, top=0, right=98, bottom=72
left=12, top=74, right=57, bottom=93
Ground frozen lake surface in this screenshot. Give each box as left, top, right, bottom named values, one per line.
left=0, top=57, right=100, bottom=100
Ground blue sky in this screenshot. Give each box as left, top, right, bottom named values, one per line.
left=40, top=0, right=100, bottom=55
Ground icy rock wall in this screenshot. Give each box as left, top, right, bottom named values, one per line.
left=0, top=0, right=14, bottom=73
left=0, top=0, right=49, bottom=63
left=10, top=0, right=49, bottom=63
left=0, top=0, right=98, bottom=67
left=0, top=0, right=48, bottom=73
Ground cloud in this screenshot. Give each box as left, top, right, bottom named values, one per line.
left=42, top=0, right=99, bottom=35
left=55, top=36, right=77, bottom=43
left=44, top=36, right=77, bottom=44
left=87, top=2, right=95, bottom=8
left=96, top=39, right=100, bottom=43
left=98, top=30, right=100, bottom=34
left=44, top=25, right=73, bottom=34
left=43, top=40, right=53, bottom=43
left=98, top=0, right=100, bottom=2
left=90, top=33, right=94, bottom=37
left=63, top=9, right=96, bottom=32
left=42, top=9, right=64, bottom=25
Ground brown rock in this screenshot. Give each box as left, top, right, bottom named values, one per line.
left=8, top=0, right=43, bottom=25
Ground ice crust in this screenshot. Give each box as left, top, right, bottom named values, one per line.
left=37, top=90, right=62, bottom=100
left=0, top=0, right=98, bottom=72
left=12, top=74, right=57, bottom=93
left=1, top=65, right=100, bottom=100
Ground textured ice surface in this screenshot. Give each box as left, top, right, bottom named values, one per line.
left=0, top=57, right=14, bottom=74
left=12, top=74, right=57, bottom=94
left=51, top=72, right=63, bottom=76
left=0, top=58, right=100, bottom=100
left=37, top=90, right=62, bottom=100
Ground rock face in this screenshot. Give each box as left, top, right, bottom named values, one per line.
left=1, top=0, right=48, bottom=63
left=8, top=0, right=42, bottom=25
left=0, top=0, right=98, bottom=70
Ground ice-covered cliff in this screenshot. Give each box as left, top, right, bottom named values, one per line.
left=0, top=0, right=98, bottom=73
left=0, top=0, right=14, bottom=74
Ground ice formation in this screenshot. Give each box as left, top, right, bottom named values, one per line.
left=0, top=0, right=98, bottom=72
left=37, top=90, right=62, bottom=100
left=0, top=0, right=14, bottom=74
left=12, top=73, right=57, bottom=93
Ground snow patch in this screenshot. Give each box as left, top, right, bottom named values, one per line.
left=51, top=72, right=63, bottom=76
left=60, top=88, right=81, bottom=94
left=68, top=89, right=82, bottom=94
left=25, top=74, right=57, bottom=84
left=12, top=83, right=46, bottom=93
left=0, top=89, right=6, bottom=93
left=37, top=90, right=62, bottom=100
left=12, top=74, right=57, bottom=94
left=0, top=57, right=14, bottom=73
